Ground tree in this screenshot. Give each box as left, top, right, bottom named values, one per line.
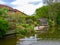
left=0, top=17, right=8, bottom=38
left=0, top=7, right=8, bottom=17
left=35, top=3, right=60, bottom=27
left=0, top=8, right=9, bottom=38
left=35, top=6, right=49, bottom=18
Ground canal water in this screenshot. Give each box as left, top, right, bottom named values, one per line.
left=0, top=34, right=60, bottom=45
left=0, top=37, right=17, bottom=45
left=16, top=34, right=60, bottom=45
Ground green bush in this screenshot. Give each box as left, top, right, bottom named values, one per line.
left=0, top=17, right=8, bottom=38
left=15, top=24, right=35, bottom=38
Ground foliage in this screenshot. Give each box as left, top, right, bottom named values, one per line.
left=0, top=7, right=36, bottom=38
left=1, top=3, right=60, bottom=39
left=0, top=8, right=9, bottom=38
left=0, top=17, right=8, bottom=38
left=35, top=3, right=60, bottom=27
left=37, top=27, right=60, bottom=39
left=15, top=24, right=35, bottom=38
left=35, top=6, right=49, bottom=18
left=34, top=3, right=60, bottom=39
left=0, top=8, right=8, bottom=17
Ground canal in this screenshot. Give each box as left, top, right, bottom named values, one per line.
left=16, top=34, right=60, bottom=45
left=0, top=27, right=60, bottom=45
left=0, top=36, right=17, bottom=45
left=0, top=34, right=60, bottom=45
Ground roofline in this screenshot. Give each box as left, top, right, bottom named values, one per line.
left=0, top=4, right=28, bottom=16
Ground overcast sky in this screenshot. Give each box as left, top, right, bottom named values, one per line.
left=0, top=0, right=43, bottom=15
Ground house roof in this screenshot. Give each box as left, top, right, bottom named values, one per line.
left=14, top=9, right=27, bottom=15
left=0, top=4, right=14, bottom=11
left=0, top=4, right=27, bottom=16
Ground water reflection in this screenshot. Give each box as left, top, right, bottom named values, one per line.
left=17, top=34, right=60, bottom=45
left=0, top=37, right=16, bottom=45
left=17, top=39, right=60, bottom=45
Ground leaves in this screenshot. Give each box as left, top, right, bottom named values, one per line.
left=0, top=17, right=8, bottom=38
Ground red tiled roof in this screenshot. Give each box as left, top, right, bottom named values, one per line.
left=0, top=4, right=14, bottom=11
left=0, top=4, right=27, bottom=16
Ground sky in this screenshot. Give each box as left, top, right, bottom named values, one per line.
left=0, top=0, right=43, bottom=15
